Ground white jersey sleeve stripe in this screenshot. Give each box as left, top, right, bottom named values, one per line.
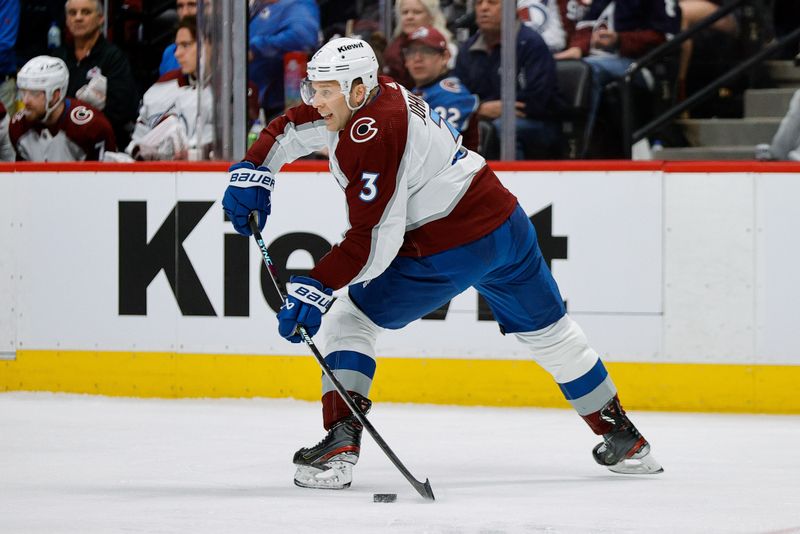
left=262, top=118, right=328, bottom=171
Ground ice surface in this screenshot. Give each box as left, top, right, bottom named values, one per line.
left=1, top=393, right=799, bottom=534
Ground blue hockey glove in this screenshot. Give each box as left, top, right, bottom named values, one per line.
left=277, top=276, right=334, bottom=343
left=222, top=161, right=275, bottom=236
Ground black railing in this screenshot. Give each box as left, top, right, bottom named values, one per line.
left=619, top=0, right=800, bottom=157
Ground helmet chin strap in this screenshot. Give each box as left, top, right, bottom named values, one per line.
left=343, top=85, right=378, bottom=112
left=42, top=90, right=64, bottom=124
left=343, top=89, right=366, bottom=112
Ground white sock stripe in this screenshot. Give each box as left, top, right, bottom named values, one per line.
left=513, top=314, right=599, bottom=384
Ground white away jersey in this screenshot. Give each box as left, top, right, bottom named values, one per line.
left=127, top=69, right=213, bottom=153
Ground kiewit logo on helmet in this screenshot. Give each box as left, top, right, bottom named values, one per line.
left=337, top=42, right=364, bottom=53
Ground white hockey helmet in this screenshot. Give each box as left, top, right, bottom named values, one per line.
left=301, top=37, right=379, bottom=111
left=17, top=55, right=70, bottom=121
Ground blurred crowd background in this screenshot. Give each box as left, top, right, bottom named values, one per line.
left=1, top=0, right=799, bottom=163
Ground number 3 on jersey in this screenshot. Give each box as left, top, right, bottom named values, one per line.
left=359, top=172, right=379, bottom=202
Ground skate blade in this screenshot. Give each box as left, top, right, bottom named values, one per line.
left=294, top=461, right=353, bottom=490
left=608, top=449, right=664, bottom=475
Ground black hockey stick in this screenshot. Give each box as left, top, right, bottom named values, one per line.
left=247, top=213, right=435, bottom=501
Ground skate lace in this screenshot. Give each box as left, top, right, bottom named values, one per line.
left=307, top=427, right=337, bottom=451
left=304, top=418, right=359, bottom=452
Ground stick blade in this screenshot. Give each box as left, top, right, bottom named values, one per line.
left=420, top=479, right=435, bottom=501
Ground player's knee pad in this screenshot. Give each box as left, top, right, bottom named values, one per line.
left=318, top=293, right=382, bottom=358
left=513, top=314, right=599, bottom=383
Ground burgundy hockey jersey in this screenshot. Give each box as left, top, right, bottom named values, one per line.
left=245, top=76, right=517, bottom=290
left=9, top=98, right=117, bottom=162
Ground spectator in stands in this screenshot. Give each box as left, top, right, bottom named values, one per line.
left=53, top=0, right=139, bottom=148
left=405, top=26, right=479, bottom=151
left=755, top=89, right=800, bottom=161
left=9, top=55, right=116, bottom=161
left=0, top=102, right=14, bottom=161
left=127, top=16, right=209, bottom=160
left=555, top=0, right=681, bottom=151
left=385, top=0, right=455, bottom=89
left=455, top=0, right=564, bottom=159
left=0, top=0, right=20, bottom=113
left=248, top=0, right=320, bottom=121
left=677, top=0, right=737, bottom=101
left=517, top=0, right=567, bottom=52
left=158, top=0, right=198, bottom=76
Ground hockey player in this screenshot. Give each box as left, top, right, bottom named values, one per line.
left=10, top=55, right=116, bottom=162
left=222, top=37, right=662, bottom=490
left=126, top=16, right=208, bottom=160
left=404, top=26, right=480, bottom=152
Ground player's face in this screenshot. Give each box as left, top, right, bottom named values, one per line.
left=175, top=0, right=197, bottom=19
left=19, top=89, right=48, bottom=121
left=174, top=28, right=198, bottom=75
left=309, top=81, right=352, bottom=131
left=399, top=0, right=432, bottom=35
left=66, top=0, right=104, bottom=40
left=404, top=45, right=449, bottom=87
left=475, top=0, right=502, bottom=32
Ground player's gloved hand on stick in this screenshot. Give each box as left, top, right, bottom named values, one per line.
left=277, top=276, right=333, bottom=343
left=222, top=161, right=275, bottom=236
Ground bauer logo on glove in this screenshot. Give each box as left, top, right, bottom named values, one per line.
left=229, top=169, right=276, bottom=188
left=277, top=276, right=333, bottom=343
left=293, top=285, right=333, bottom=309
left=222, top=161, right=274, bottom=236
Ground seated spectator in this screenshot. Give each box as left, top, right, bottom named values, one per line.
left=385, top=0, right=455, bottom=89
left=127, top=16, right=209, bottom=160
left=517, top=0, right=567, bottom=52
left=755, top=89, right=800, bottom=161
left=158, top=0, right=197, bottom=76
left=404, top=26, right=479, bottom=151
left=677, top=0, right=736, bottom=101
left=555, top=0, right=681, bottom=152
left=0, top=0, right=19, bottom=113
left=248, top=0, right=320, bottom=121
left=455, top=0, right=564, bottom=159
left=10, top=55, right=116, bottom=161
left=0, top=102, right=14, bottom=161
left=53, top=0, right=139, bottom=148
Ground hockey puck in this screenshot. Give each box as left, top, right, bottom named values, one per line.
left=373, top=493, right=397, bottom=503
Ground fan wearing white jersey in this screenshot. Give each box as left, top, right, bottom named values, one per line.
left=222, top=37, right=663, bottom=490
left=10, top=55, right=116, bottom=162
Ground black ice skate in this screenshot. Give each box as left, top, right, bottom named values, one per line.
left=592, top=397, right=664, bottom=475
left=293, top=395, right=371, bottom=490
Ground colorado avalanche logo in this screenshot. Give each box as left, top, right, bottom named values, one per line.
left=350, top=117, right=378, bottom=143
left=517, top=0, right=548, bottom=31
left=439, top=77, right=461, bottom=93
left=70, top=106, right=94, bottom=125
